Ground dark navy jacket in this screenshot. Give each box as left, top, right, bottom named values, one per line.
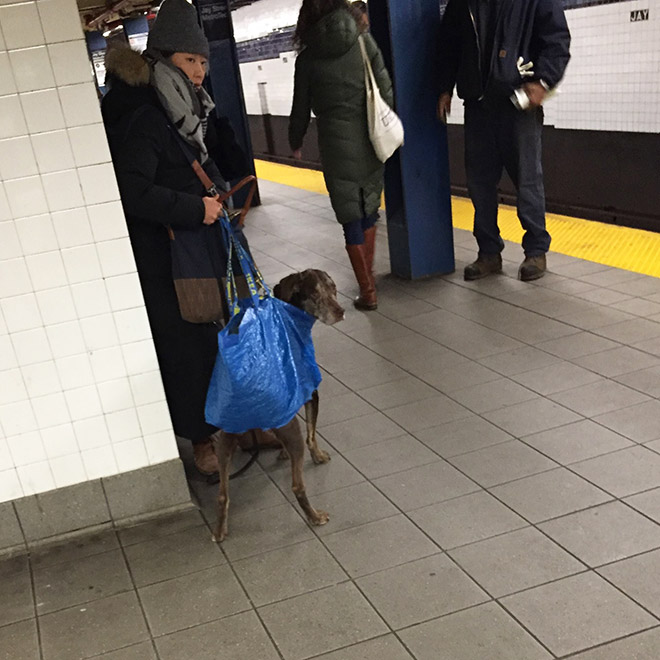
left=438, top=0, right=571, bottom=101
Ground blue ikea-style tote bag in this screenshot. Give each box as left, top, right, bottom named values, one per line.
left=205, top=212, right=322, bottom=434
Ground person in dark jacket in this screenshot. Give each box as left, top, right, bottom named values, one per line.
left=289, top=0, right=393, bottom=311
left=101, top=0, right=248, bottom=475
left=437, top=0, right=570, bottom=281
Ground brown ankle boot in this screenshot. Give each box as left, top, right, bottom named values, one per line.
left=346, top=243, right=377, bottom=311
left=363, top=225, right=377, bottom=276
left=193, top=438, right=219, bottom=475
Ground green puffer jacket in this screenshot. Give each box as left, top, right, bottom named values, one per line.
left=288, top=9, right=394, bottom=225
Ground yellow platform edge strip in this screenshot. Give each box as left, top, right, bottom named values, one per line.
left=255, top=159, right=660, bottom=279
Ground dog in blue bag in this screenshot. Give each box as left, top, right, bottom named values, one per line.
left=206, top=213, right=344, bottom=541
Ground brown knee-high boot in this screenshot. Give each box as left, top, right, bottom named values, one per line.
left=363, top=225, right=377, bottom=276
left=346, top=243, right=377, bottom=311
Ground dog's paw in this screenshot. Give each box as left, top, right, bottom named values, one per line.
left=309, top=510, right=330, bottom=526
left=212, top=528, right=227, bottom=543
left=311, top=449, right=331, bottom=464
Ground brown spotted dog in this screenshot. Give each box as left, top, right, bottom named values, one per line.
left=211, top=269, right=344, bottom=542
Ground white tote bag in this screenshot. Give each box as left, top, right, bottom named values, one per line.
left=358, top=35, right=404, bottom=163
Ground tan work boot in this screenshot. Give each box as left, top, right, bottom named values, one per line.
left=463, top=253, right=503, bottom=281
left=519, top=254, right=547, bottom=281
left=193, top=438, right=219, bottom=475
left=346, top=243, right=377, bottom=310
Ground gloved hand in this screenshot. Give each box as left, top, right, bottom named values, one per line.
left=517, top=57, right=535, bottom=78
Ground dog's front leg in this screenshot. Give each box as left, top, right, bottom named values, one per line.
left=275, top=417, right=329, bottom=527
left=211, top=431, right=239, bottom=542
left=305, top=390, right=330, bottom=464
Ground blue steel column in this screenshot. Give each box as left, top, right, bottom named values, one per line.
left=195, top=0, right=260, bottom=207
left=369, top=0, right=454, bottom=278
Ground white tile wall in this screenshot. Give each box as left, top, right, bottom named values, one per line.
left=0, top=0, right=178, bottom=502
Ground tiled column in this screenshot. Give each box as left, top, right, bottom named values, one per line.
left=0, top=0, right=188, bottom=544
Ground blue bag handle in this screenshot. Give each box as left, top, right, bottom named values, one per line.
left=219, top=211, right=270, bottom=316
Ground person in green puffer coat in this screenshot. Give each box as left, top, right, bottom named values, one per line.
left=289, top=0, right=394, bottom=311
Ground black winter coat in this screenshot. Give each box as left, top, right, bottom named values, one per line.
left=102, top=53, right=248, bottom=443
left=438, top=0, right=571, bottom=101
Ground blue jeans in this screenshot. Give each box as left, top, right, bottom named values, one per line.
left=342, top=213, right=378, bottom=246
left=464, top=99, right=550, bottom=257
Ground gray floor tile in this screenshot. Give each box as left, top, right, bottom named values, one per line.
left=593, top=400, right=660, bottom=443
left=573, top=288, right=633, bottom=306
left=156, top=610, right=280, bottom=660
left=483, top=397, right=582, bottom=436
left=490, top=467, right=612, bottom=522
left=568, top=627, right=660, bottom=659
left=310, top=482, right=400, bottom=536
left=139, top=564, right=250, bottom=636
left=625, top=488, right=660, bottom=524
left=123, top=525, right=225, bottom=587
left=0, top=556, right=33, bottom=627
left=414, top=415, right=513, bottom=458
left=331, top=361, right=409, bottom=391
left=536, top=332, right=620, bottom=359
left=310, top=635, right=413, bottom=660
left=539, top=501, right=660, bottom=567
left=384, top=395, right=472, bottom=433
left=417, top=360, right=501, bottom=393
left=521, top=420, right=633, bottom=464
left=34, top=549, right=132, bottom=614
left=610, top=276, right=660, bottom=297
left=356, top=553, right=488, bottom=630
left=409, top=491, right=527, bottom=549
left=0, top=619, right=39, bottom=660
left=614, top=365, right=660, bottom=398
left=571, top=446, right=660, bottom=497
left=39, top=592, right=150, bottom=660
left=593, top=318, right=660, bottom=344
left=634, top=335, right=660, bottom=357
left=343, top=435, right=439, bottom=479
left=549, top=379, right=650, bottom=418
left=93, top=641, right=157, bottom=659
left=574, top=346, right=660, bottom=377
left=233, top=538, right=347, bottom=606
left=31, top=530, right=120, bottom=568
left=449, top=378, right=538, bottom=414
left=477, top=346, right=562, bottom=376
left=400, top=601, right=553, bottom=659
left=510, top=360, right=602, bottom=395
left=611, top=297, right=660, bottom=317
left=449, top=440, right=556, bottom=488
left=259, top=582, right=388, bottom=660
left=449, top=526, right=585, bottom=597
left=556, top=306, right=635, bottom=331
left=317, top=373, right=352, bottom=400
left=323, top=514, right=438, bottom=577
left=598, top=548, right=660, bottom=617
left=318, top=411, right=405, bottom=453
left=373, top=461, right=479, bottom=512
left=218, top=502, right=316, bottom=561
left=358, top=377, right=438, bottom=410
left=500, top=572, right=656, bottom=657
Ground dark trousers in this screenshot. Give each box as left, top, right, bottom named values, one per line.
left=342, top=213, right=378, bottom=245
left=464, top=99, right=550, bottom=257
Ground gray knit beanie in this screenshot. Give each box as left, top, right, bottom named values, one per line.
left=147, top=0, right=209, bottom=59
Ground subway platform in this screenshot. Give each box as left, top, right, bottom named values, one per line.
left=2, top=178, right=660, bottom=659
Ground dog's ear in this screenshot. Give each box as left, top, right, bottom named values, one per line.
left=274, top=272, right=304, bottom=303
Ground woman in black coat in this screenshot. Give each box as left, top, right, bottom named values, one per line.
left=101, top=0, right=248, bottom=475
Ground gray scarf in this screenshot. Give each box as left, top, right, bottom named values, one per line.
left=145, top=50, right=215, bottom=162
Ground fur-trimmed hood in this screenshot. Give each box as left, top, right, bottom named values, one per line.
left=101, top=48, right=159, bottom=131
left=105, top=47, right=150, bottom=87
